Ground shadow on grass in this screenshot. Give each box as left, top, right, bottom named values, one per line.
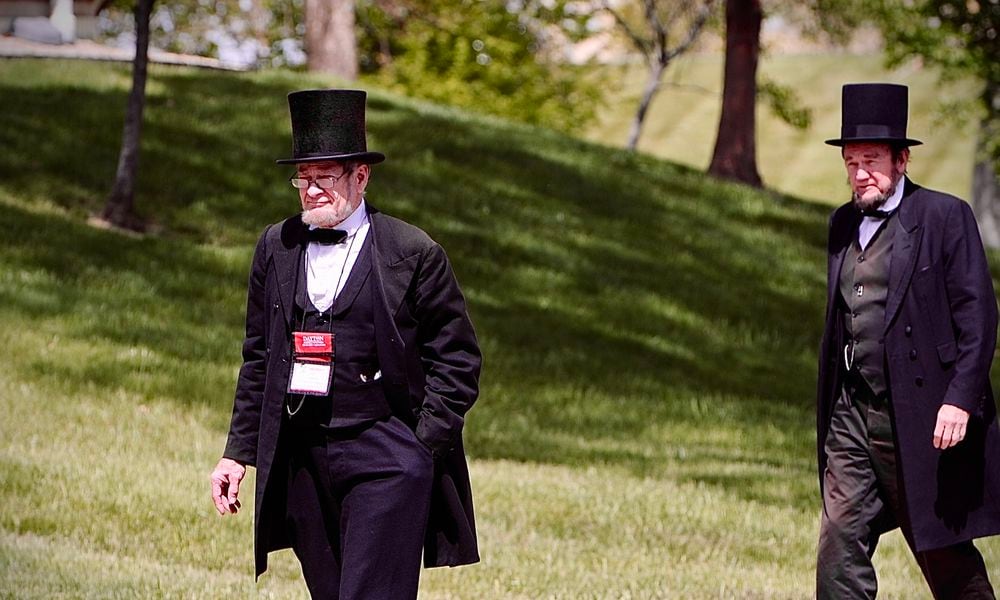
left=2, top=61, right=842, bottom=505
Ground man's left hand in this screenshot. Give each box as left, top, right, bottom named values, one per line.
left=933, top=404, right=970, bottom=450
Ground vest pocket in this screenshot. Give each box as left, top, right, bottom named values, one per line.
left=335, top=360, right=381, bottom=389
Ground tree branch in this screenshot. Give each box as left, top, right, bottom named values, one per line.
left=642, top=0, right=668, bottom=62
left=664, top=0, right=714, bottom=63
left=601, top=0, right=652, bottom=55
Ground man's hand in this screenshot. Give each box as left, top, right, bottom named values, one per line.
left=933, top=404, right=970, bottom=450
left=210, top=458, right=246, bottom=515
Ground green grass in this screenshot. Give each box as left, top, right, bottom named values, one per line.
left=0, top=58, right=997, bottom=598
left=588, top=53, right=981, bottom=206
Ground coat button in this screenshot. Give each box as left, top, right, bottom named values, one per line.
left=904, top=325, right=912, bottom=336
left=915, top=376, right=924, bottom=387
left=909, top=349, right=917, bottom=360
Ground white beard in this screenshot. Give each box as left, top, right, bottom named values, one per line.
left=302, top=196, right=352, bottom=228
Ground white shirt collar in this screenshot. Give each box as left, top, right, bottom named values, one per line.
left=339, top=199, right=368, bottom=236
left=877, top=177, right=905, bottom=215
left=857, top=178, right=904, bottom=250
left=304, top=199, right=371, bottom=312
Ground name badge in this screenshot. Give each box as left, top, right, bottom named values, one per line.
left=294, top=331, right=334, bottom=355
left=288, top=361, right=333, bottom=395
left=288, top=332, right=334, bottom=396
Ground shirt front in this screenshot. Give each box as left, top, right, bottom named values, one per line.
left=858, top=177, right=904, bottom=250
left=305, top=199, right=370, bottom=312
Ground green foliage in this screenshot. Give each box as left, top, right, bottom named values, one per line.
left=100, top=0, right=305, bottom=68
left=881, top=0, right=998, bottom=81
left=99, top=0, right=602, bottom=131
left=779, top=0, right=870, bottom=41
left=758, top=77, right=812, bottom=129
left=878, top=0, right=1000, bottom=167
left=357, top=0, right=603, bottom=132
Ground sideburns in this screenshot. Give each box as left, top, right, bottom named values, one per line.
left=890, top=165, right=905, bottom=190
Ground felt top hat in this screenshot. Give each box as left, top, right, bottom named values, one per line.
left=276, top=89, right=385, bottom=165
left=825, top=83, right=922, bottom=147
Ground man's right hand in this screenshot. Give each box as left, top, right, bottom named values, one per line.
left=210, top=458, right=246, bottom=515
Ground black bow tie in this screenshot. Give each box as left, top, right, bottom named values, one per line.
left=861, top=208, right=895, bottom=220
left=307, top=228, right=348, bottom=245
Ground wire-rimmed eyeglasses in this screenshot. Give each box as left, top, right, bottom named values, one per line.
left=289, top=168, right=353, bottom=190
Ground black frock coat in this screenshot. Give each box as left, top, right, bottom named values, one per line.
left=222, top=205, right=482, bottom=576
left=817, top=178, right=1000, bottom=552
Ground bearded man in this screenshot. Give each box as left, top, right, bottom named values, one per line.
left=815, top=83, right=1000, bottom=598
left=209, top=89, right=482, bottom=599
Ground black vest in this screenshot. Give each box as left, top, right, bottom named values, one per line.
left=839, top=217, right=896, bottom=396
left=287, top=235, right=391, bottom=429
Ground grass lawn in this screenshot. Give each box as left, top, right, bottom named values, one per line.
left=0, top=58, right=997, bottom=598
left=587, top=53, right=981, bottom=206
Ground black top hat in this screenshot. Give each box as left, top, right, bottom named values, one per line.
left=825, top=83, right=922, bottom=147
left=276, top=89, right=386, bottom=165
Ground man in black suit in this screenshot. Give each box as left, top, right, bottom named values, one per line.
left=210, top=89, right=482, bottom=599
left=815, top=83, right=1000, bottom=599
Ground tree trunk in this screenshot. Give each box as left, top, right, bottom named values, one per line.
left=971, top=117, right=1000, bottom=248
left=707, top=0, right=762, bottom=187
left=101, top=0, right=154, bottom=231
left=627, top=59, right=666, bottom=151
left=305, top=0, right=358, bottom=79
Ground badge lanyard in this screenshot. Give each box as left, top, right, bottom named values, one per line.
left=287, top=221, right=363, bottom=416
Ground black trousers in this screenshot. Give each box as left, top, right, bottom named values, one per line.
left=285, top=415, right=435, bottom=600
left=817, top=378, right=995, bottom=599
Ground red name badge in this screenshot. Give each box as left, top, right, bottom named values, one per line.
left=294, top=332, right=334, bottom=355
left=288, top=332, right=335, bottom=398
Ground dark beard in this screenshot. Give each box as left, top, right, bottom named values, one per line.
left=853, top=191, right=888, bottom=212
left=851, top=169, right=903, bottom=211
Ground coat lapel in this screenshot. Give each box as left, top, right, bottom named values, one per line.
left=369, top=208, right=420, bottom=318
left=274, top=216, right=307, bottom=329
left=367, top=206, right=414, bottom=402
left=329, top=236, right=372, bottom=317
left=884, top=179, right=922, bottom=332
left=827, top=208, right=860, bottom=314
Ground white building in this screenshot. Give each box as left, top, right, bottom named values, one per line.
left=1, top=0, right=106, bottom=44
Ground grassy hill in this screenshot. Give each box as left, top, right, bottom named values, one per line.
left=0, top=58, right=996, bottom=598
left=588, top=53, right=981, bottom=206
